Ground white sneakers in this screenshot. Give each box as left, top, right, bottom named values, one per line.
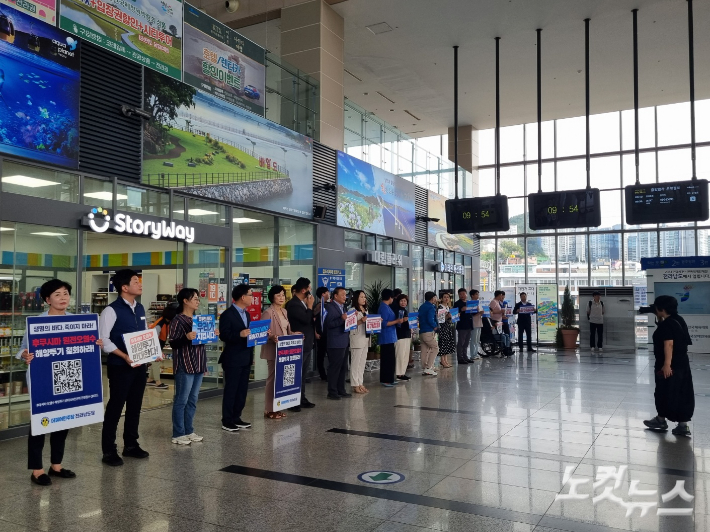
left=423, top=368, right=438, bottom=376
left=172, top=433, right=204, bottom=445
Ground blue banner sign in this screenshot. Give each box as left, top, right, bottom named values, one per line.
left=450, top=308, right=460, bottom=323
left=465, top=300, right=479, bottom=313
left=408, top=312, right=418, bottom=330
left=247, top=319, right=271, bottom=347
left=192, top=314, right=217, bottom=345
left=274, top=334, right=303, bottom=412
left=26, top=314, right=104, bottom=435
left=641, top=256, right=710, bottom=270
left=317, top=268, right=346, bottom=292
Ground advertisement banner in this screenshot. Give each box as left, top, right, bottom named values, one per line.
left=515, top=284, right=537, bottom=340
left=183, top=3, right=265, bottom=115
left=123, top=329, right=161, bottom=366
left=142, top=72, right=313, bottom=219
left=344, top=309, right=357, bottom=332
left=273, top=334, right=303, bottom=412
left=26, top=314, right=104, bottom=435
left=246, top=291, right=262, bottom=321
left=317, top=268, right=346, bottom=292
left=336, top=151, right=415, bottom=241
left=192, top=314, right=216, bottom=344
left=59, top=0, right=182, bottom=79
left=427, top=190, right=474, bottom=252
left=1, top=0, right=56, bottom=24
left=0, top=4, right=80, bottom=168
left=408, top=312, right=418, bottom=330
left=366, top=315, right=381, bottom=333
left=536, top=284, right=558, bottom=342
left=247, top=319, right=270, bottom=347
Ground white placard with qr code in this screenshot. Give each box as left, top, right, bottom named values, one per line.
left=123, top=329, right=162, bottom=367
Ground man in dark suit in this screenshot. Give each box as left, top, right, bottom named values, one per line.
left=323, top=286, right=351, bottom=400
left=285, top=277, right=316, bottom=411
left=219, top=284, right=259, bottom=432
left=314, top=287, right=330, bottom=381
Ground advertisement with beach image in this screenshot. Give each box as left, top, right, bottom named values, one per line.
left=0, top=3, right=80, bottom=168
left=1, top=0, right=56, bottom=24
left=336, top=150, right=415, bottom=241
left=59, top=0, right=182, bottom=79
left=427, top=190, right=474, bottom=252
left=183, top=3, right=265, bottom=116
left=536, top=284, right=558, bottom=342
left=142, top=70, right=313, bottom=219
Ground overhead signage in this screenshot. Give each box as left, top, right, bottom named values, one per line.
left=59, top=0, right=183, bottom=79
left=438, top=262, right=464, bottom=275
left=183, top=3, right=265, bottom=116
left=625, top=180, right=709, bottom=225
left=318, top=268, right=346, bottom=292
left=1, top=0, right=56, bottom=24
left=26, top=314, right=104, bottom=435
left=83, top=208, right=196, bottom=243
left=427, top=190, right=474, bottom=252
left=368, top=251, right=404, bottom=267
left=0, top=3, right=80, bottom=169
left=445, top=196, right=510, bottom=234
left=642, top=256, right=710, bottom=270
left=336, top=151, right=416, bottom=242
left=528, top=188, right=602, bottom=230
left=273, top=334, right=303, bottom=412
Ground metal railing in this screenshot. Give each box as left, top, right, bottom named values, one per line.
left=144, top=171, right=289, bottom=188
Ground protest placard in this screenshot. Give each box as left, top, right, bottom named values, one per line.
left=465, top=300, right=479, bottom=313
left=123, top=329, right=162, bottom=367
left=366, top=315, right=382, bottom=333
left=274, top=334, right=303, bottom=412
left=450, top=308, right=460, bottom=323
left=192, top=315, right=217, bottom=345
left=344, top=309, right=357, bottom=332
left=247, top=319, right=271, bottom=347
left=408, top=312, right=419, bottom=329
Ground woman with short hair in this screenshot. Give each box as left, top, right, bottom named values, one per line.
left=262, top=285, right=294, bottom=419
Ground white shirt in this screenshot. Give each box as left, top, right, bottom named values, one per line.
left=100, top=298, right=141, bottom=354
left=588, top=300, right=604, bottom=324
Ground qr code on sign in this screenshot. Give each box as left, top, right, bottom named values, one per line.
left=52, top=359, right=83, bottom=395
left=283, top=364, right=296, bottom=387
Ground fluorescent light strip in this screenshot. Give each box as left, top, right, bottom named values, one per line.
left=233, top=217, right=262, bottom=223
left=84, top=192, right=128, bottom=201
left=2, top=175, right=61, bottom=188
left=31, top=232, right=68, bottom=236
left=174, top=209, right=220, bottom=216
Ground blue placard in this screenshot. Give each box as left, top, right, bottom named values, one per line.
left=192, top=315, right=217, bottom=345
left=26, top=314, right=104, bottom=436
left=465, top=300, right=479, bottom=313
left=449, top=308, right=460, bottom=323
left=273, top=334, right=303, bottom=412
left=317, top=268, right=346, bottom=292
left=408, top=312, right=418, bottom=330
left=247, top=319, right=271, bottom=347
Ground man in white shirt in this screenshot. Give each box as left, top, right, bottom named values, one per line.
left=587, top=291, right=605, bottom=352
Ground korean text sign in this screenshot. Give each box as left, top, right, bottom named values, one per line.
left=123, top=329, right=161, bottom=366
left=450, top=308, right=460, bottom=323
left=408, top=312, right=419, bottom=329
left=26, top=315, right=104, bottom=436
left=192, top=315, right=217, bottom=345
left=366, top=315, right=381, bottom=333
left=274, top=334, right=303, bottom=412
left=247, top=319, right=270, bottom=347
left=344, top=309, right=357, bottom=331
left=465, top=300, right=479, bottom=313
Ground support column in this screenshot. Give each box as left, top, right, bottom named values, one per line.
left=281, top=0, right=344, bottom=150
left=447, top=125, right=479, bottom=198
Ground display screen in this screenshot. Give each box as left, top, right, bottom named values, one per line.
left=528, top=188, right=601, bottom=230
left=444, top=196, right=509, bottom=234
left=625, top=179, right=709, bottom=225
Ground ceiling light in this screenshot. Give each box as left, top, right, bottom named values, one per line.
left=233, top=217, right=262, bottom=223
left=173, top=209, right=220, bottom=216
left=0, top=227, right=14, bottom=232
left=2, top=175, right=61, bottom=187
left=31, top=232, right=68, bottom=236
left=366, top=22, right=393, bottom=35
left=84, top=192, right=128, bottom=201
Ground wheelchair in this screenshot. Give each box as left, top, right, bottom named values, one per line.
left=480, top=320, right=514, bottom=358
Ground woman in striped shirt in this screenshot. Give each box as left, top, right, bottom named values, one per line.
left=169, top=288, right=217, bottom=445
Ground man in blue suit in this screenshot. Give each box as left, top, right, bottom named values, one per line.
left=323, top=286, right=351, bottom=400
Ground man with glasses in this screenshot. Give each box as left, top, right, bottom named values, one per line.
left=219, top=284, right=256, bottom=432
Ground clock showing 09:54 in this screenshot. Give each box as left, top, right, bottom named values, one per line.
left=445, top=196, right=510, bottom=234
left=528, top=189, right=602, bottom=230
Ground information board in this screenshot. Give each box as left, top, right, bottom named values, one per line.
left=528, top=189, right=601, bottom=230
left=625, top=180, right=709, bottom=225
left=273, top=334, right=303, bottom=412
left=317, top=268, right=346, bottom=292
left=444, top=196, right=510, bottom=234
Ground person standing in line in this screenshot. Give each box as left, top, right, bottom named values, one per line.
left=437, top=292, right=456, bottom=369
left=392, top=293, right=411, bottom=381
left=219, top=284, right=258, bottom=432
left=349, top=290, right=369, bottom=394
left=100, top=269, right=156, bottom=466
left=587, top=291, right=605, bottom=352
left=418, top=292, right=439, bottom=375
left=500, top=291, right=511, bottom=338
left=285, top=277, right=317, bottom=411
left=378, top=289, right=402, bottom=387
left=314, top=287, right=330, bottom=381
left=468, top=289, right=482, bottom=361
left=643, top=295, right=694, bottom=437
left=453, top=288, right=472, bottom=364
left=169, top=288, right=213, bottom=445
left=19, top=280, right=102, bottom=485
left=392, top=288, right=403, bottom=299
left=489, top=290, right=504, bottom=325
left=261, top=285, right=293, bottom=420
left=147, top=303, right=177, bottom=390
left=324, top=287, right=351, bottom=399
left=513, top=292, right=536, bottom=352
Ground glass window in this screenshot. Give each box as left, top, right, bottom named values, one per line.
left=658, top=149, right=692, bottom=183
left=395, top=268, right=409, bottom=303
left=622, top=152, right=656, bottom=187
left=2, top=161, right=79, bottom=202
left=621, top=107, right=655, bottom=150
left=556, top=116, right=586, bottom=157
left=83, top=177, right=113, bottom=209
left=424, top=247, right=435, bottom=261
left=117, top=185, right=170, bottom=218
left=479, top=168, right=495, bottom=198
left=525, top=121, right=555, bottom=161
left=660, top=230, right=696, bottom=257
left=500, top=165, right=524, bottom=196
left=500, top=125, right=524, bottom=163
left=377, top=237, right=393, bottom=253
left=479, top=129, right=495, bottom=166
left=365, top=235, right=376, bottom=251
left=395, top=241, right=409, bottom=256
left=590, top=112, right=620, bottom=154
left=345, top=261, right=362, bottom=290
left=182, top=198, right=227, bottom=227
left=411, top=246, right=423, bottom=309
left=598, top=190, right=622, bottom=230
left=278, top=218, right=315, bottom=290
left=345, top=231, right=362, bottom=249
left=525, top=163, right=555, bottom=202
left=591, top=156, right=621, bottom=190
left=435, top=249, right=444, bottom=262
left=657, top=102, right=691, bottom=147
left=556, top=159, right=587, bottom=192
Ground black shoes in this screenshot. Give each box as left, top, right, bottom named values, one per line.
left=643, top=416, right=668, bottom=431
left=301, top=399, right=316, bottom=408
left=672, top=424, right=691, bottom=437
left=397, top=375, right=411, bottom=381
left=339, top=392, right=353, bottom=398
left=102, top=452, right=124, bottom=467
left=528, top=348, right=536, bottom=352
left=289, top=406, right=302, bottom=412
left=48, top=468, right=76, bottom=479
left=122, top=446, right=150, bottom=459
left=222, top=423, right=239, bottom=432
left=30, top=473, right=52, bottom=486
left=458, top=358, right=469, bottom=364
left=235, top=419, right=252, bottom=429
left=327, top=394, right=341, bottom=400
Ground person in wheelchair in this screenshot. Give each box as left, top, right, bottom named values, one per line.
left=480, top=316, right=513, bottom=358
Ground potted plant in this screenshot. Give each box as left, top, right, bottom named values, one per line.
left=558, top=285, right=579, bottom=349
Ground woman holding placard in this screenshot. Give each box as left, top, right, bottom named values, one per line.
left=261, top=285, right=293, bottom=420
left=349, top=290, right=369, bottom=394
left=169, top=288, right=216, bottom=446
left=437, top=293, right=455, bottom=369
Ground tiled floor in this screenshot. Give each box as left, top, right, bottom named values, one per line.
left=1, top=346, right=708, bottom=532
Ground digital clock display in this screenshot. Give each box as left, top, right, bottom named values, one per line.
left=625, top=179, right=709, bottom=225
left=528, top=189, right=601, bottom=230
left=445, top=196, right=510, bottom=234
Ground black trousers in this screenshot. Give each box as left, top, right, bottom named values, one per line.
left=28, top=429, right=69, bottom=470
left=301, top=345, right=312, bottom=399
left=518, top=321, right=533, bottom=349
left=380, top=343, right=396, bottom=384
left=222, top=364, right=251, bottom=425
left=326, top=347, right=347, bottom=396
left=590, top=322, right=603, bottom=348
left=316, top=338, right=327, bottom=379
left=102, top=364, right=147, bottom=454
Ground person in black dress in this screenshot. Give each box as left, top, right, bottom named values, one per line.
left=643, top=295, right=694, bottom=437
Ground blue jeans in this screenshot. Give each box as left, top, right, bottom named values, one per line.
left=172, top=368, right=203, bottom=438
